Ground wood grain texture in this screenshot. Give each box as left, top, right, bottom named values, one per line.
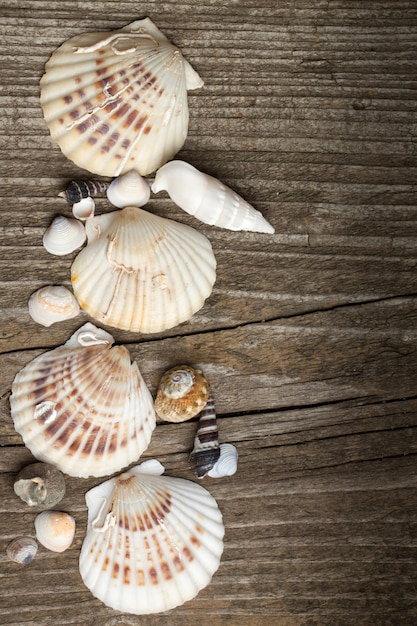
left=1, top=1, right=417, bottom=625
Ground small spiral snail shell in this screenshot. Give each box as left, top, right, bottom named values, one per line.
left=154, top=365, right=209, bottom=423
left=14, top=462, right=66, bottom=508
left=190, top=395, right=220, bottom=478
left=59, top=180, right=109, bottom=204
left=6, top=537, right=38, bottom=565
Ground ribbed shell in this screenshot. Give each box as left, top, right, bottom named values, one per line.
left=152, top=160, right=275, bottom=233
left=40, top=18, right=204, bottom=176
left=79, top=461, right=224, bottom=614
left=70, top=207, right=216, bottom=333
left=10, top=323, right=156, bottom=477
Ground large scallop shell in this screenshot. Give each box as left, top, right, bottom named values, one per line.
left=10, top=323, right=156, bottom=478
left=70, top=206, right=216, bottom=333
left=152, top=160, right=275, bottom=233
left=40, top=18, right=204, bottom=177
left=79, top=460, right=224, bottom=614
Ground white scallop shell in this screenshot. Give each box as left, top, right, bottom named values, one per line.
left=72, top=196, right=95, bottom=220
left=28, top=285, right=80, bottom=327
left=10, top=323, right=156, bottom=478
left=152, top=160, right=275, bottom=233
left=207, top=443, right=239, bottom=478
left=43, top=215, right=86, bottom=255
left=70, top=206, right=216, bottom=333
left=106, top=170, right=151, bottom=208
left=40, top=18, right=204, bottom=177
left=35, top=511, right=75, bottom=553
left=79, top=460, right=224, bottom=614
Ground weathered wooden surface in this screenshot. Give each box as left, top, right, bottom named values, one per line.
left=1, top=1, right=417, bottom=624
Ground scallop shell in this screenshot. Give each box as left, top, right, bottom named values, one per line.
left=43, top=215, right=86, bottom=255
left=60, top=180, right=109, bottom=204
left=72, top=196, right=96, bottom=220
left=106, top=170, right=151, bottom=208
left=70, top=207, right=216, bottom=333
left=207, top=443, right=238, bottom=478
left=6, top=537, right=38, bottom=565
left=154, top=365, right=209, bottom=422
left=79, top=460, right=224, bottom=614
left=28, top=285, right=80, bottom=326
left=40, top=18, right=204, bottom=177
left=14, top=462, right=66, bottom=508
left=10, top=323, right=156, bottom=478
left=190, top=395, right=220, bottom=478
left=152, top=160, right=275, bottom=233
left=35, top=510, right=75, bottom=553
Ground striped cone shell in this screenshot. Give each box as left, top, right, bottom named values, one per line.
left=190, top=395, right=220, bottom=478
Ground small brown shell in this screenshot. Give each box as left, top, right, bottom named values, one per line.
left=154, top=365, right=209, bottom=422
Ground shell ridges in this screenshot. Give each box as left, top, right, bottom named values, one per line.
left=79, top=461, right=224, bottom=614
left=40, top=19, right=203, bottom=176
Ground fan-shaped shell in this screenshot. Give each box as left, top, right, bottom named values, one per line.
left=40, top=18, right=204, bottom=177
left=79, top=460, right=224, bottom=614
left=35, top=510, right=75, bottom=553
left=43, top=215, right=86, bottom=255
left=10, top=323, right=156, bottom=478
left=28, top=285, right=80, bottom=327
left=152, top=160, right=275, bottom=233
left=70, top=207, right=216, bottom=333
left=154, top=365, right=209, bottom=422
left=106, top=170, right=150, bottom=207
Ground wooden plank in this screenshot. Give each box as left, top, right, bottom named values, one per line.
left=1, top=0, right=417, bottom=624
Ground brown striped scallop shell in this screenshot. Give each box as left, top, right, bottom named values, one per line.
left=40, top=18, right=204, bottom=176
left=79, top=460, right=224, bottom=614
left=9, top=323, right=155, bottom=478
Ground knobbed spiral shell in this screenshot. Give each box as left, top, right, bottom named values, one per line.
left=154, top=365, right=209, bottom=422
left=28, top=285, right=80, bottom=326
left=6, top=537, right=38, bottom=565
left=35, top=510, right=75, bottom=553
left=10, top=323, right=156, bottom=477
left=71, top=207, right=216, bottom=333
left=43, top=215, right=86, bottom=255
left=40, top=18, right=204, bottom=177
left=79, top=460, right=224, bottom=614
left=152, top=160, right=275, bottom=233
left=14, top=462, right=66, bottom=508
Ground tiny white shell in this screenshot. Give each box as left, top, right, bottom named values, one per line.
left=106, top=171, right=151, bottom=208
left=72, top=196, right=95, bottom=220
left=43, top=215, right=86, bottom=255
left=207, top=443, right=238, bottom=478
left=6, top=537, right=38, bottom=565
left=152, top=160, right=275, bottom=233
left=28, top=285, right=80, bottom=326
left=35, top=510, right=75, bottom=553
